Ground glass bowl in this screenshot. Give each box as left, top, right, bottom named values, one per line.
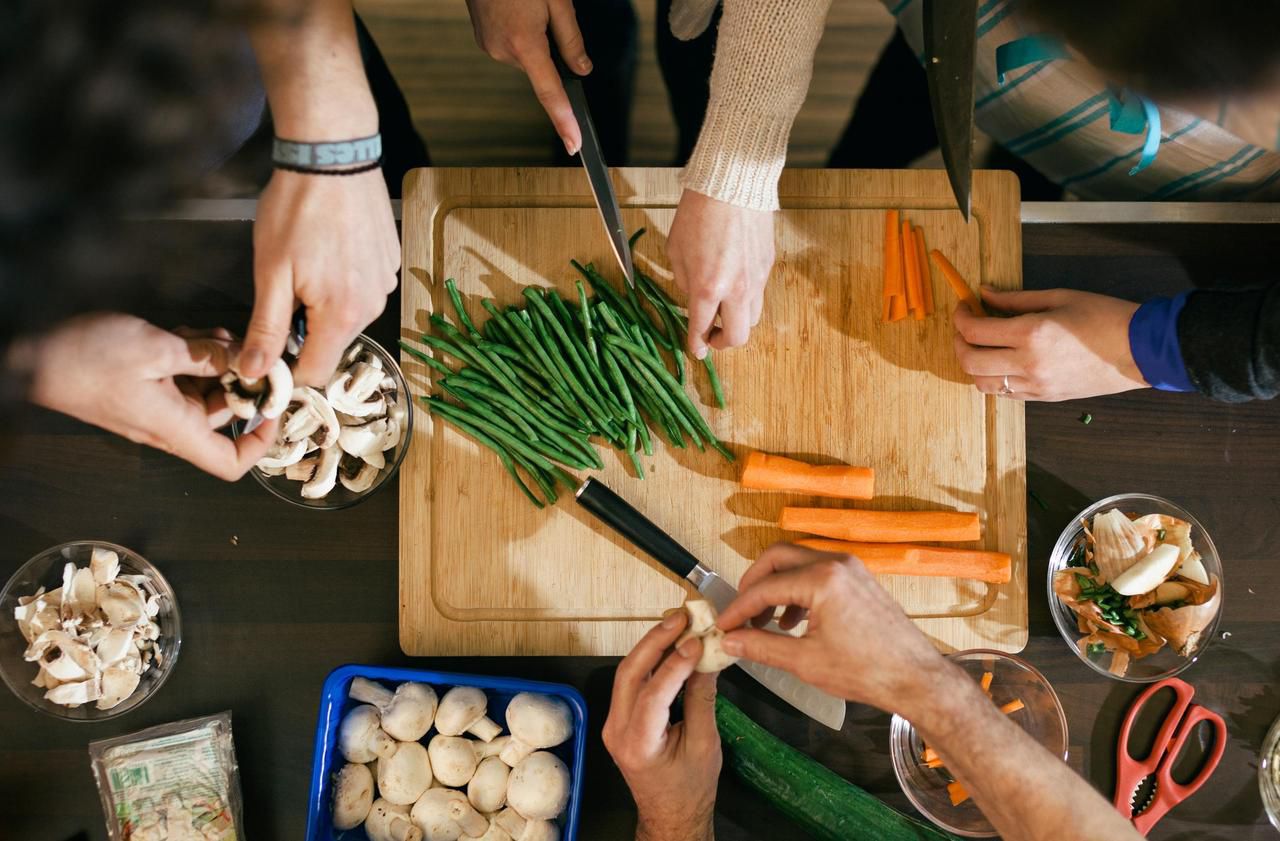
left=1260, top=713, right=1280, bottom=830
left=1047, top=493, right=1223, bottom=683
left=0, top=541, right=182, bottom=721
left=242, top=333, right=412, bottom=511
left=890, top=650, right=1068, bottom=838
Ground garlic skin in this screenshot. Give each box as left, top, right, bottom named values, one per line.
left=676, top=600, right=739, bottom=674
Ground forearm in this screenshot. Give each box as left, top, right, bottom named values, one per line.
left=680, top=0, right=832, bottom=210
left=636, top=820, right=713, bottom=841
left=248, top=0, right=375, bottom=138
left=1177, top=282, right=1280, bottom=401
left=906, top=663, right=1141, bottom=841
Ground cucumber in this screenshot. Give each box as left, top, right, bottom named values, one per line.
left=716, top=696, right=957, bottom=841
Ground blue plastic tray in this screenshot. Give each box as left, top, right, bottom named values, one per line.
left=305, top=663, right=588, bottom=841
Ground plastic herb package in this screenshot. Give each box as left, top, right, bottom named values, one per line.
left=88, top=711, right=245, bottom=841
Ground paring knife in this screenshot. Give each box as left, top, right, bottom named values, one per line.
left=243, top=312, right=307, bottom=435
left=553, top=49, right=636, bottom=287
left=575, top=478, right=847, bottom=731
left=923, top=0, right=978, bottom=221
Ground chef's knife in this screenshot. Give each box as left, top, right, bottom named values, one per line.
left=575, top=478, right=847, bottom=731
left=553, top=50, right=636, bottom=287
left=923, top=0, right=978, bottom=221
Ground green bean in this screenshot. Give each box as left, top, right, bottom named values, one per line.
left=625, top=425, right=644, bottom=480
left=531, top=290, right=623, bottom=426
left=634, top=406, right=653, bottom=455
left=437, top=384, right=527, bottom=441
left=444, top=278, right=481, bottom=338
left=576, top=281, right=597, bottom=356
left=524, top=291, right=621, bottom=439
left=547, top=291, right=628, bottom=423
left=398, top=340, right=455, bottom=378
left=443, top=378, right=541, bottom=442
left=601, top=348, right=640, bottom=426
left=425, top=403, right=545, bottom=507
left=425, top=397, right=582, bottom=472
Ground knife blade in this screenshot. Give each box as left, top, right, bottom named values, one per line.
left=923, top=0, right=977, bottom=221
left=554, top=53, right=636, bottom=287
left=242, top=312, right=307, bottom=435
left=575, top=478, right=847, bottom=731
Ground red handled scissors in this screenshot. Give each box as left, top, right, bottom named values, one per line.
left=1113, top=677, right=1226, bottom=834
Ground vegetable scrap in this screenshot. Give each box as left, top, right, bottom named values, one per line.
left=1079, top=412, right=1093, bottom=425
left=923, top=670, right=1026, bottom=807
left=334, top=678, right=574, bottom=840
left=740, top=451, right=875, bottom=500
left=402, top=231, right=730, bottom=508
left=1054, top=508, right=1220, bottom=677
left=930, top=249, right=986, bottom=316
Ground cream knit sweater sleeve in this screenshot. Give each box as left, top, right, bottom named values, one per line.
left=673, top=0, right=833, bottom=211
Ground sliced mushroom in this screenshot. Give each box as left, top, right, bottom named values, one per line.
left=327, top=362, right=386, bottom=416
left=46, top=677, right=100, bottom=707
left=340, top=417, right=390, bottom=460
left=97, top=666, right=141, bottom=710
left=257, top=438, right=308, bottom=470
left=286, top=456, right=319, bottom=482
left=302, top=446, right=342, bottom=499
left=89, top=548, right=120, bottom=585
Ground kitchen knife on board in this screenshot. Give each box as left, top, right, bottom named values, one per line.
left=575, top=477, right=847, bottom=730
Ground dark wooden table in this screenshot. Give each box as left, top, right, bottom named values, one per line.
left=2, top=213, right=1277, bottom=840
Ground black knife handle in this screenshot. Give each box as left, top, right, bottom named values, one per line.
left=575, top=478, right=698, bottom=580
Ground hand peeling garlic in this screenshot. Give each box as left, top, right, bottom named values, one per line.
left=676, top=600, right=739, bottom=673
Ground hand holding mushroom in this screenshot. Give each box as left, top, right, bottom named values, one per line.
left=14, top=314, right=278, bottom=480
left=602, top=611, right=720, bottom=841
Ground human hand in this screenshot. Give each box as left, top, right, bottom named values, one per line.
left=952, top=287, right=1148, bottom=402
left=716, top=543, right=947, bottom=717
left=466, top=0, right=591, bottom=155
left=603, top=611, right=720, bottom=841
left=246, top=168, right=399, bottom=387
left=18, top=314, right=278, bottom=480
left=668, top=189, right=775, bottom=359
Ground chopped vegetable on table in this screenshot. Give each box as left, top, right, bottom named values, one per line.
left=930, top=249, right=986, bottom=316
left=740, top=451, right=875, bottom=500
left=402, top=233, right=731, bottom=507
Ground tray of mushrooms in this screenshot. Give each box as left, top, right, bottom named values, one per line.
left=223, top=337, right=410, bottom=503
left=307, top=665, right=586, bottom=841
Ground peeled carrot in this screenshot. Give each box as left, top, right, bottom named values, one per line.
left=914, top=228, right=935, bottom=315
left=980, top=672, right=994, bottom=694
left=902, top=220, right=923, bottom=319
left=1000, top=698, right=1025, bottom=715
left=884, top=211, right=905, bottom=323
left=930, top=249, right=985, bottom=316
left=948, top=780, right=970, bottom=806
left=795, top=539, right=1010, bottom=583
left=781, top=508, right=982, bottom=544
left=740, top=451, right=875, bottom=500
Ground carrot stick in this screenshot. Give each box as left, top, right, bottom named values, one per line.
left=930, top=249, right=985, bottom=316
left=914, top=228, right=935, bottom=315
left=884, top=211, right=904, bottom=323
left=795, top=539, right=1010, bottom=583
left=980, top=672, right=994, bottom=694
left=948, top=780, right=970, bottom=806
left=1000, top=698, right=1025, bottom=715
left=740, top=451, right=875, bottom=500
left=902, top=220, right=923, bottom=319
left=889, top=295, right=908, bottom=322
left=781, top=508, right=982, bottom=544
left=922, top=746, right=940, bottom=763
left=925, top=757, right=946, bottom=769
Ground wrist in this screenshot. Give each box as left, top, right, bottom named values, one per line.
left=891, top=655, right=969, bottom=722
left=637, top=815, right=714, bottom=841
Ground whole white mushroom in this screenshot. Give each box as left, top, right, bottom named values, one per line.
left=436, top=686, right=502, bottom=742
left=350, top=677, right=438, bottom=742
left=467, top=755, right=510, bottom=813
left=367, top=798, right=424, bottom=841
left=498, top=693, right=573, bottom=766
left=338, top=704, right=396, bottom=764
left=411, top=787, right=489, bottom=841
left=428, top=734, right=483, bottom=787
left=378, top=740, right=433, bottom=805
left=332, top=763, right=375, bottom=831
left=506, top=751, right=570, bottom=821
left=494, top=808, right=560, bottom=841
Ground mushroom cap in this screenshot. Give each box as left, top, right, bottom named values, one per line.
left=411, top=788, right=472, bottom=841
left=378, top=741, right=433, bottom=805
left=339, top=704, right=395, bottom=764
left=506, top=751, right=570, bottom=821
left=427, top=734, right=481, bottom=787
left=381, top=682, right=439, bottom=742
left=436, top=686, right=490, bottom=736
left=467, top=755, right=510, bottom=814
left=368, top=798, right=424, bottom=841
left=333, top=763, right=375, bottom=831
left=257, top=358, right=295, bottom=419
left=504, top=693, right=573, bottom=750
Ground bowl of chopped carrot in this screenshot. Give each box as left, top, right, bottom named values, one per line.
left=889, top=650, right=1068, bottom=837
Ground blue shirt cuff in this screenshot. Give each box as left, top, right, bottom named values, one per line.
left=1128, top=292, right=1195, bottom=392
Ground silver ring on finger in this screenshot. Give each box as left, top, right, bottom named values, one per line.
left=999, top=375, right=1014, bottom=396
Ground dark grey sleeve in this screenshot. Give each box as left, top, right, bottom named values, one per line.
left=1177, top=283, right=1280, bottom=402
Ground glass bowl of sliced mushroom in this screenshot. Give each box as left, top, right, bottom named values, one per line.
left=237, top=334, right=412, bottom=510
left=0, top=540, right=181, bottom=720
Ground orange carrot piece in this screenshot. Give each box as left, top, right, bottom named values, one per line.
left=889, top=295, right=909, bottom=322
left=902, top=220, right=923, bottom=319
left=948, top=780, right=970, bottom=806
left=740, top=451, right=875, bottom=500
left=930, top=249, right=985, bottom=316
left=1000, top=698, right=1025, bottom=715
left=915, top=228, right=935, bottom=315
left=781, top=508, right=982, bottom=544
left=794, top=539, right=1010, bottom=583
left=980, top=672, right=994, bottom=694
left=925, top=757, right=946, bottom=769
left=922, top=746, right=940, bottom=763
left=884, top=211, right=905, bottom=323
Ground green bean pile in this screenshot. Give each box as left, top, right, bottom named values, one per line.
left=400, top=238, right=731, bottom=508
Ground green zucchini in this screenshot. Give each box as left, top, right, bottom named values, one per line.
left=715, top=696, right=956, bottom=841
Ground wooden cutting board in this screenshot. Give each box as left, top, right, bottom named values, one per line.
left=399, top=167, right=1026, bottom=656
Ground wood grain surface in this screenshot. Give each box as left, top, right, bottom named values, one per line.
left=399, top=168, right=1027, bottom=656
